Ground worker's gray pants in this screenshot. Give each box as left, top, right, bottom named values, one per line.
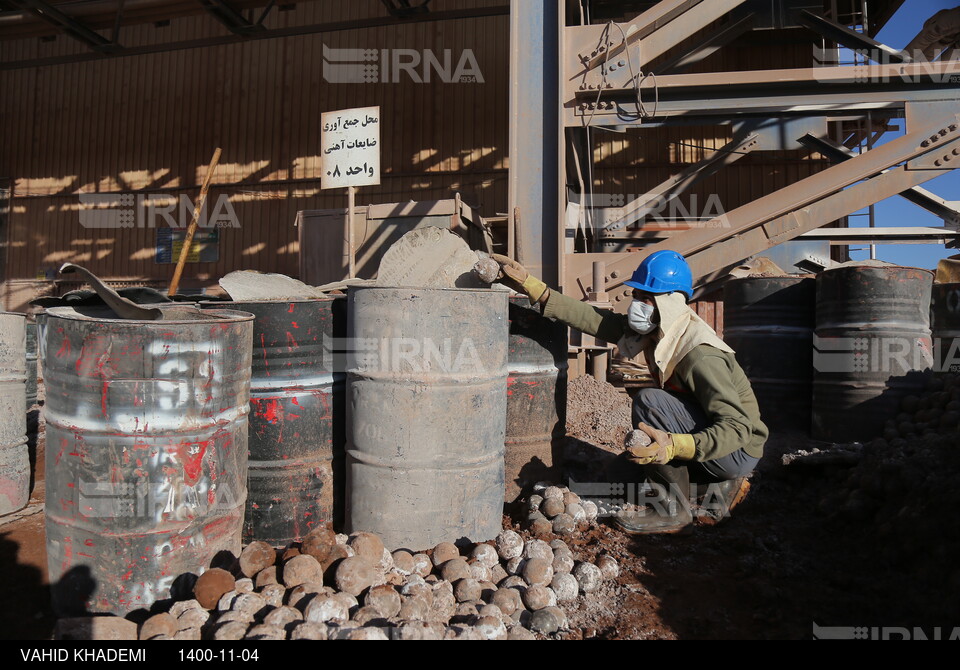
left=631, top=387, right=760, bottom=482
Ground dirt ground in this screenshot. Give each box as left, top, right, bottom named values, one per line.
left=3, top=379, right=957, bottom=640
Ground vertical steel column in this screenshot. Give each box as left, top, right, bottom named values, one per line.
left=590, top=261, right=609, bottom=381
left=509, top=0, right=561, bottom=286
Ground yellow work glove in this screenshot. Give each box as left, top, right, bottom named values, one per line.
left=488, top=253, right=550, bottom=306
left=624, top=422, right=696, bottom=466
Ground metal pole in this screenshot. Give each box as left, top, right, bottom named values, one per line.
left=347, top=185, right=356, bottom=279
left=592, top=262, right=603, bottom=297
left=592, top=350, right=608, bottom=382
left=590, top=260, right=608, bottom=381
left=508, top=0, right=560, bottom=286
left=866, top=110, right=877, bottom=261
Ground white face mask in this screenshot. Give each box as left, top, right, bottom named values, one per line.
left=627, top=300, right=657, bottom=335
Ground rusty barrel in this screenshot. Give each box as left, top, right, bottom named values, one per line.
left=42, top=305, right=253, bottom=616
left=723, top=277, right=815, bottom=431
left=812, top=265, right=933, bottom=443
left=0, top=312, right=28, bottom=516
left=505, top=297, right=567, bottom=501
left=203, top=298, right=346, bottom=544
left=346, top=287, right=508, bottom=551
left=932, top=283, right=960, bottom=374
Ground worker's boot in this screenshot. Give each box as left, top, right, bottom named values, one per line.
left=694, top=476, right=751, bottom=525
left=613, top=463, right=693, bottom=535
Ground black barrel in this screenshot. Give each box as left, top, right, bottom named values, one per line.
left=505, top=297, right=567, bottom=501
left=42, top=305, right=253, bottom=616
left=204, top=297, right=346, bottom=544
left=932, top=283, right=960, bottom=374
left=812, top=265, right=934, bottom=443
left=723, top=277, right=815, bottom=431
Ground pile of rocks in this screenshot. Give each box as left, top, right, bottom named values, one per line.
left=880, top=374, right=960, bottom=443
left=817, top=373, right=960, bottom=584
left=138, top=528, right=619, bottom=641
left=519, top=484, right=600, bottom=536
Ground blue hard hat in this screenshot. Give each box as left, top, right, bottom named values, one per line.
left=624, top=250, right=694, bottom=300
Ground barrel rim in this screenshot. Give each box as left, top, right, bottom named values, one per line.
left=201, top=296, right=342, bottom=307
left=818, top=264, right=935, bottom=278
left=351, top=286, right=511, bottom=296
left=725, top=275, right=814, bottom=286
left=44, top=305, right=255, bottom=324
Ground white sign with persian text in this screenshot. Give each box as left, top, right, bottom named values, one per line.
left=321, top=106, right=381, bottom=190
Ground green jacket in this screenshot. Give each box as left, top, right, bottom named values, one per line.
left=543, top=290, right=767, bottom=462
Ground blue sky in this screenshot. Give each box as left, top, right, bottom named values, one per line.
left=847, top=0, right=959, bottom=268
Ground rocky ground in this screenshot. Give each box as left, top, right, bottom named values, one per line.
left=2, top=375, right=958, bottom=640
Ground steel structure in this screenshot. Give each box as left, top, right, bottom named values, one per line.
left=507, top=0, right=960, bottom=307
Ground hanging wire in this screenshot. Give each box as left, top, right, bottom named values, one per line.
left=612, top=21, right=658, bottom=121
left=582, top=22, right=615, bottom=129
left=581, top=22, right=618, bottom=244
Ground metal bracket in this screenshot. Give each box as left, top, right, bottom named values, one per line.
left=762, top=210, right=804, bottom=245
left=795, top=253, right=835, bottom=273
left=907, top=121, right=960, bottom=169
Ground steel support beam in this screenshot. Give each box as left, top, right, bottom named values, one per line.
left=798, top=132, right=960, bottom=227
left=0, top=5, right=509, bottom=70
left=797, top=9, right=911, bottom=64
left=600, top=132, right=759, bottom=233
left=575, top=0, right=747, bottom=72
left=380, top=0, right=431, bottom=19
left=601, top=225, right=960, bottom=246
left=566, top=61, right=960, bottom=127
left=564, top=114, right=960, bottom=299
left=798, top=227, right=960, bottom=245
left=198, top=0, right=265, bottom=36
left=11, top=0, right=119, bottom=52
left=690, top=149, right=959, bottom=290
left=565, top=0, right=749, bottom=121
left=652, top=8, right=755, bottom=75
left=509, top=0, right=560, bottom=285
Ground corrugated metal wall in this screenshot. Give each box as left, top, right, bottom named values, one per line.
left=0, top=0, right=509, bottom=309
left=0, top=2, right=826, bottom=311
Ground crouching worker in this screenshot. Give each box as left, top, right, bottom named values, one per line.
left=483, top=250, right=768, bottom=534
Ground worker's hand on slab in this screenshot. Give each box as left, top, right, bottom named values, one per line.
left=624, top=422, right=696, bottom=466
left=482, top=254, right=550, bottom=306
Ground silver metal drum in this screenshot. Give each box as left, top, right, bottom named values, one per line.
left=0, top=312, right=27, bottom=516
left=346, top=287, right=508, bottom=551
left=42, top=305, right=253, bottom=616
